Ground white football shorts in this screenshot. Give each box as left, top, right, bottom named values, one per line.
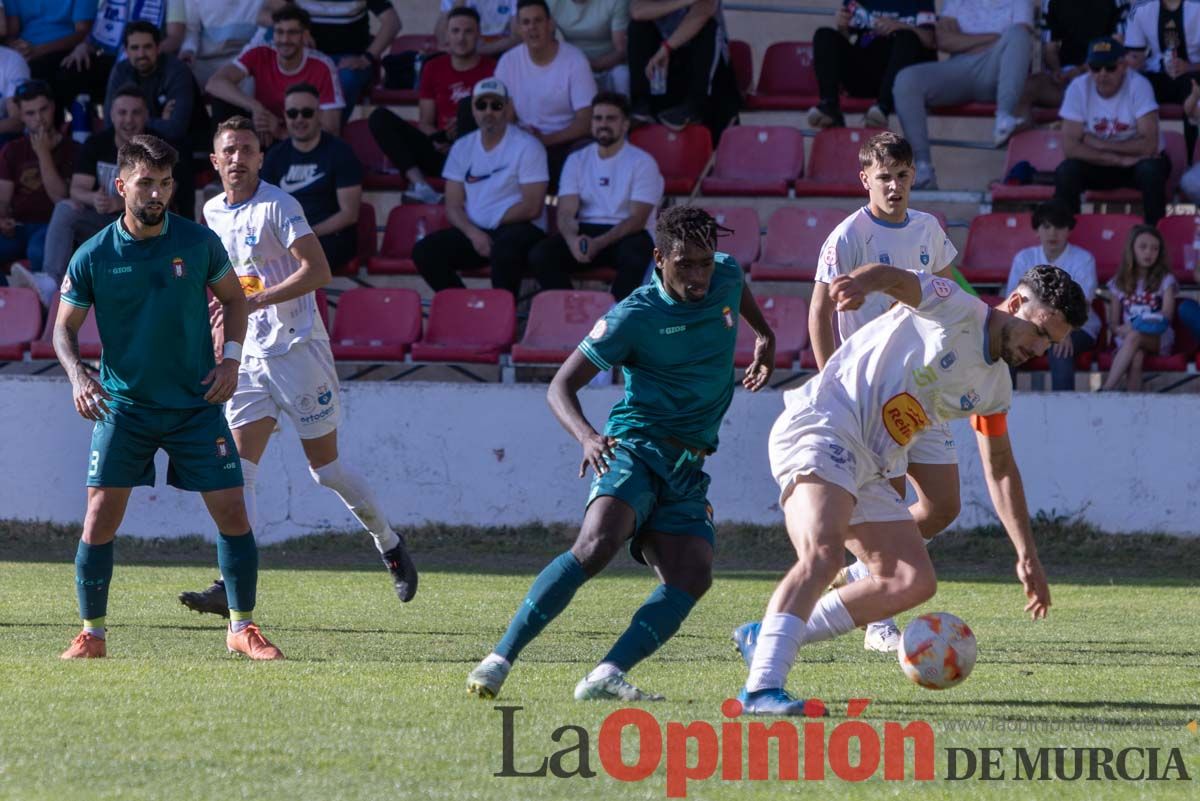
left=226, top=339, right=341, bottom=439
left=884, top=421, right=958, bottom=479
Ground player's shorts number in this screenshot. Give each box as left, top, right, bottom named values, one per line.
left=613, top=468, right=633, bottom=488
left=88, top=450, right=100, bottom=477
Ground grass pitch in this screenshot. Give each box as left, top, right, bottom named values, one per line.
left=1, top=522, right=1198, bottom=801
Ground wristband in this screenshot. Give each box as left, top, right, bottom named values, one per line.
left=662, top=40, right=673, bottom=53
left=222, top=341, right=243, bottom=363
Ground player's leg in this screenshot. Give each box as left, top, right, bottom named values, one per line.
left=61, top=487, right=133, bottom=659
left=835, top=517, right=936, bottom=627
left=1101, top=334, right=1143, bottom=390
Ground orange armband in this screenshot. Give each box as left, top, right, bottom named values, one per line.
left=970, top=413, right=1008, bottom=437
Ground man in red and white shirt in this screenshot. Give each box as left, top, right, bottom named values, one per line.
left=206, top=5, right=344, bottom=148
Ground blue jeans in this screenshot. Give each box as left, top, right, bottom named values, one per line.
left=0, top=222, right=49, bottom=271
left=1048, top=329, right=1096, bottom=391
left=334, top=56, right=374, bottom=121
left=1178, top=298, right=1200, bottom=340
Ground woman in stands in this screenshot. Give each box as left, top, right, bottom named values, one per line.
left=1101, top=225, right=1178, bottom=391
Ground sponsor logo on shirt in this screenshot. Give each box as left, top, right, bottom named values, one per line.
left=112, top=266, right=132, bottom=275
left=932, top=277, right=954, bottom=298
left=239, top=276, right=265, bottom=296
left=960, top=390, right=980, bottom=411
left=882, top=392, right=930, bottom=446
left=279, top=164, right=325, bottom=193
left=660, top=325, right=687, bottom=335
left=920, top=245, right=929, bottom=266
left=939, top=350, right=957, bottom=370
left=826, top=442, right=857, bottom=468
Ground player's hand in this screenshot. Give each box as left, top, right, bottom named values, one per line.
left=828, top=274, right=866, bottom=310
left=1016, top=554, right=1051, bottom=620
left=339, top=54, right=371, bottom=70
left=568, top=234, right=590, bottom=263
left=61, top=42, right=91, bottom=70
left=873, top=17, right=904, bottom=35
left=742, top=334, right=776, bottom=391
left=179, top=49, right=195, bottom=65
left=29, top=127, right=54, bottom=157
left=72, top=373, right=111, bottom=421
left=209, top=296, right=225, bottom=360
left=468, top=230, right=492, bottom=258
left=580, top=433, right=618, bottom=478
left=645, top=45, right=669, bottom=81
left=202, top=359, right=240, bottom=404
left=161, top=99, right=176, bottom=120
left=1051, top=336, right=1074, bottom=359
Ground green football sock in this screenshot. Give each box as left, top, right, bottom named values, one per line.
left=602, top=584, right=696, bottom=672
left=217, top=530, right=258, bottom=621
left=494, top=551, right=588, bottom=662
left=75, top=540, right=114, bottom=624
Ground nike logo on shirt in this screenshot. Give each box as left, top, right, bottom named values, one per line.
left=279, top=164, right=325, bottom=193
left=465, top=165, right=508, bottom=183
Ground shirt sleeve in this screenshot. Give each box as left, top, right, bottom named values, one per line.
left=494, top=53, right=515, bottom=93
left=232, top=44, right=261, bottom=78
left=75, top=135, right=99, bottom=179
left=206, top=230, right=233, bottom=284
left=442, top=137, right=469, bottom=182
left=334, top=140, right=363, bottom=187
left=73, top=0, right=98, bottom=24
left=518, top=136, right=549, bottom=184
left=557, top=149, right=582, bottom=197
left=915, top=0, right=936, bottom=27
left=814, top=230, right=854, bottom=285
left=1004, top=249, right=1030, bottom=297
left=1011, top=0, right=1034, bottom=27
left=931, top=225, right=957, bottom=273
left=166, top=0, right=186, bottom=26
left=578, top=302, right=635, bottom=371
left=1124, top=7, right=1149, bottom=50
left=315, top=55, right=346, bottom=109
left=912, top=271, right=982, bottom=326
left=1132, top=74, right=1159, bottom=118
left=270, top=192, right=315, bottom=248
left=631, top=151, right=665, bottom=205
left=568, top=49, right=598, bottom=112
left=612, top=0, right=631, bottom=32
left=1058, top=75, right=1086, bottom=122
left=61, top=251, right=94, bottom=309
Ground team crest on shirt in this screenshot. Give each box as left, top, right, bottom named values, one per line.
left=722, top=306, right=734, bottom=328
left=61, top=275, right=72, bottom=293
left=882, top=392, right=930, bottom=446
left=244, top=226, right=258, bottom=246
left=919, top=245, right=930, bottom=266
left=878, top=252, right=891, bottom=265
left=297, top=394, right=316, bottom=414
left=589, top=319, right=608, bottom=340
left=960, top=390, right=980, bottom=411
left=215, top=437, right=229, bottom=458
left=172, top=257, right=186, bottom=278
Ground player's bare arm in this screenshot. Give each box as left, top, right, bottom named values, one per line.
left=204, top=269, right=249, bottom=403
left=809, top=281, right=837, bottom=369
left=53, top=301, right=111, bottom=421
left=548, top=350, right=617, bottom=478
left=739, top=284, right=775, bottom=391
left=244, top=233, right=332, bottom=313
left=975, top=424, right=1051, bottom=620
left=830, top=263, right=922, bottom=311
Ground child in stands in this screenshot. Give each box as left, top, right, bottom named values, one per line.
left=1102, top=224, right=1177, bottom=391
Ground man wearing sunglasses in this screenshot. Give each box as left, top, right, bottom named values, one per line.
left=1054, top=37, right=1169, bottom=224
left=260, top=83, right=362, bottom=272
left=412, top=77, right=548, bottom=297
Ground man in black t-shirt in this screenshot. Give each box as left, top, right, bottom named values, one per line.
left=1016, top=0, right=1123, bottom=123
left=295, top=0, right=401, bottom=118
left=261, top=83, right=363, bottom=270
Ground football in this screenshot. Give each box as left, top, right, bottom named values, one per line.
left=898, top=612, right=977, bottom=690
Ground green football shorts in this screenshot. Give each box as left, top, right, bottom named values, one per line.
left=87, top=403, right=243, bottom=492
left=586, top=433, right=716, bottom=564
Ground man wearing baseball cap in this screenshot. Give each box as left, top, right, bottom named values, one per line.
left=413, top=77, right=549, bottom=297
left=1054, top=37, right=1169, bottom=223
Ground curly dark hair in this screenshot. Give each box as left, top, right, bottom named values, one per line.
left=1015, top=265, right=1089, bottom=329
left=655, top=205, right=730, bottom=255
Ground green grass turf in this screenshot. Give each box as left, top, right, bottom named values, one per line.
left=1, top=544, right=1198, bottom=801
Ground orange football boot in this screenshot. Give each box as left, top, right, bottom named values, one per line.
left=226, top=623, right=284, bottom=660
left=60, top=631, right=107, bottom=659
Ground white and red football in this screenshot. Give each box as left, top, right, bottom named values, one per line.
left=898, top=612, right=977, bottom=690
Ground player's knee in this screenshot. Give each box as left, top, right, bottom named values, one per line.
left=570, top=532, right=621, bottom=576
left=895, top=564, right=937, bottom=607
left=923, top=496, right=961, bottom=536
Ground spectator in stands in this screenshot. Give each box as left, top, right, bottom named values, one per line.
left=2, top=0, right=95, bottom=82
left=1002, top=200, right=1100, bottom=391
left=437, top=0, right=520, bottom=57
left=261, top=83, right=362, bottom=272
left=295, top=0, right=399, bottom=117
left=104, top=21, right=205, bottom=220
left=1124, top=0, right=1200, bottom=160
left=496, top=0, right=596, bottom=189
left=207, top=5, right=344, bottom=148
left=368, top=6, right=495, bottom=205
left=0, top=44, right=31, bottom=140
left=547, top=0, right=631, bottom=96
left=180, top=0, right=260, bottom=89
left=1176, top=77, right=1200, bottom=200
left=55, top=0, right=185, bottom=115
left=627, top=0, right=741, bottom=133
left=1054, top=37, right=1169, bottom=224
left=0, top=81, right=76, bottom=287
left=808, top=0, right=937, bottom=130
left=893, top=0, right=1034, bottom=188
left=1015, top=0, right=1123, bottom=125
left=33, top=87, right=148, bottom=306
left=1101, top=224, right=1178, bottom=392
left=412, top=77, right=547, bottom=297
left=528, top=91, right=662, bottom=299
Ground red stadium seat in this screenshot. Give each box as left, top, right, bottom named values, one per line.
left=1085, top=131, right=1187, bottom=205
left=990, top=129, right=1063, bottom=203
left=1156, top=214, right=1200, bottom=283
left=701, top=205, right=761, bottom=267
left=30, top=295, right=100, bottom=359
left=511, top=290, right=613, bottom=364
left=630, top=124, right=712, bottom=195
left=701, top=125, right=805, bottom=196
left=728, top=39, right=754, bottom=97
left=1069, top=213, right=1140, bottom=283
left=343, top=119, right=407, bottom=190
left=368, top=204, right=449, bottom=275
left=330, top=288, right=423, bottom=361
left=793, top=128, right=874, bottom=197
left=752, top=207, right=848, bottom=281
left=959, top=213, right=1037, bottom=285
left=368, top=35, right=442, bottom=105
left=410, top=288, right=515, bottom=363
left=0, top=287, right=42, bottom=360
left=735, top=295, right=808, bottom=369
left=333, top=201, right=377, bottom=275
left=745, top=42, right=818, bottom=111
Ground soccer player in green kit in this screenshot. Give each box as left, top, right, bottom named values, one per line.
left=467, top=206, right=777, bottom=701
left=53, top=134, right=284, bottom=661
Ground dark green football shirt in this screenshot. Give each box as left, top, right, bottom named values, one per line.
left=61, top=213, right=233, bottom=410
left=578, top=252, right=744, bottom=452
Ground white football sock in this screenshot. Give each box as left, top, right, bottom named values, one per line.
left=845, top=559, right=871, bottom=583
left=484, top=653, right=511, bottom=668
left=745, top=612, right=806, bottom=692
left=241, top=458, right=260, bottom=533
left=310, top=458, right=400, bottom=553
left=803, top=590, right=858, bottom=644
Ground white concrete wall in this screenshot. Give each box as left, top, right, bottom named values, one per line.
left=1, top=375, right=1197, bottom=540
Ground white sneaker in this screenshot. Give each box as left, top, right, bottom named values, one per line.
left=864, top=620, right=902, bottom=653
left=32, top=272, right=57, bottom=306
left=863, top=104, right=888, bottom=130
left=7, top=262, right=35, bottom=291
left=403, top=181, right=443, bottom=204
left=574, top=670, right=664, bottom=701
left=913, top=161, right=937, bottom=190
left=993, top=112, right=1025, bottom=148
left=8, top=263, right=55, bottom=305
left=806, top=105, right=836, bottom=129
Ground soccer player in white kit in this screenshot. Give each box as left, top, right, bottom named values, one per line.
left=736, top=264, right=1087, bottom=715
left=178, top=117, right=417, bottom=616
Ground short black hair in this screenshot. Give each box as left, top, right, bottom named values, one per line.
left=655, top=205, right=730, bottom=256
left=285, top=82, right=320, bottom=100
left=447, top=5, right=481, bottom=24
left=14, top=79, right=53, bottom=106
left=118, top=134, right=178, bottom=174
left=517, top=0, right=550, bottom=16
left=591, top=91, right=630, bottom=117
left=112, top=84, right=148, bottom=106
left=272, top=4, right=312, bottom=28
left=123, top=20, right=162, bottom=46
left=1016, top=265, right=1089, bottom=329
left=1031, top=199, right=1076, bottom=231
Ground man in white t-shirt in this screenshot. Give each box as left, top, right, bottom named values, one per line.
left=1003, top=200, right=1101, bottom=390
left=412, top=77, right=549, bottom=296
left=0, top=45, right=31, bottom=137
left=495, top=0, right=597, bottom=189
left=735, top=265, right=1087, bottom=715
left=893, top=0, right=1035, bottom=188
left=528, top=91, right=663, bottom=299
left=1054, top=37, right=1168, bottom=223
left=1123, top=0, right=1200, bottom=163
left=178, top=116, right=418, bottom=618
